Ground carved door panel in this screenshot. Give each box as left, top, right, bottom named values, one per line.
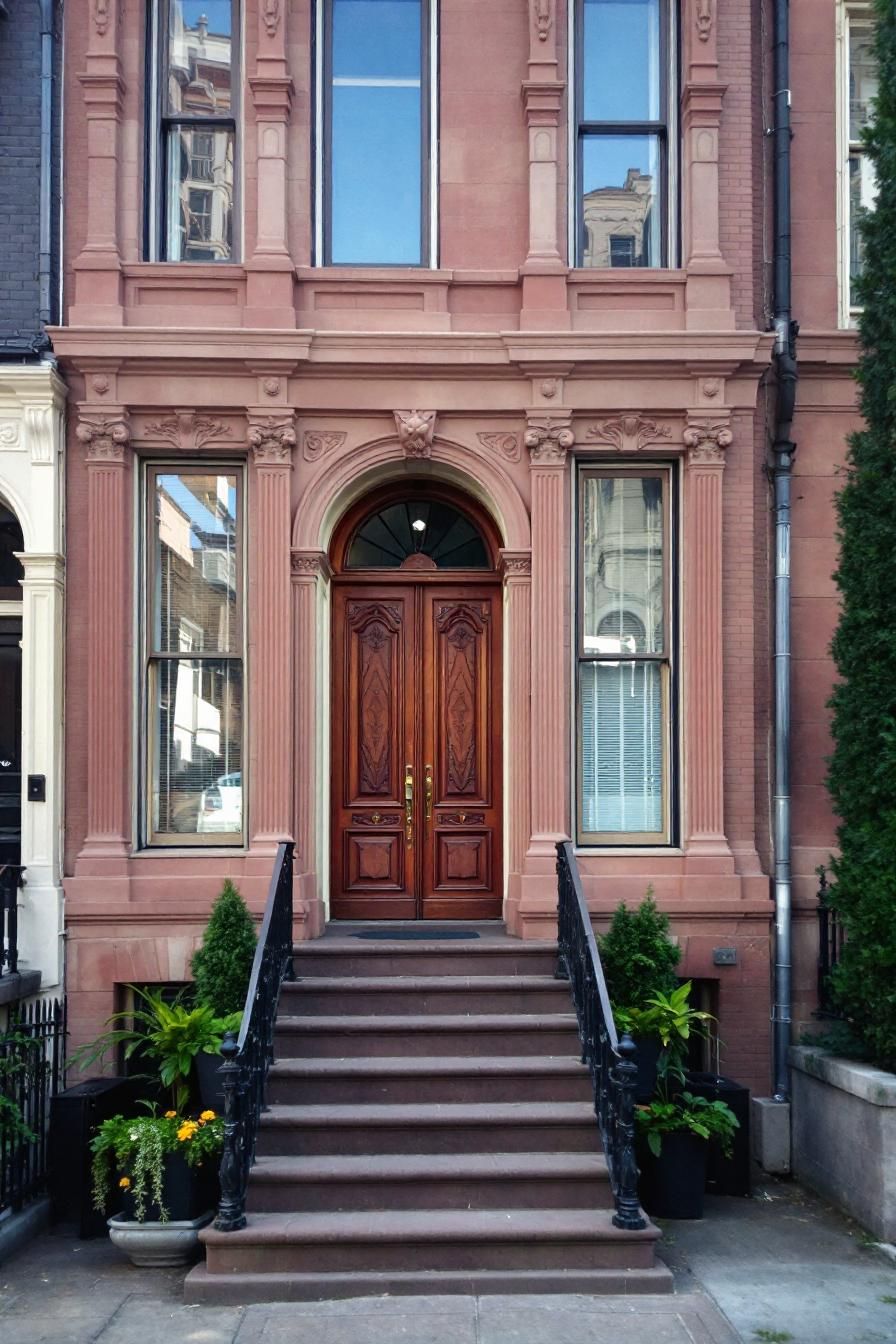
left=331, top=588, right=417, bottom=919
left=420, top=588, right=502, bottom=920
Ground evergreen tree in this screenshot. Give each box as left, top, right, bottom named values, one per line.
left=827, top=0, right=896, bottom=1067
left=190, top=878, right=257, bottom=1018
left=597, top=891, right=680, bottom=1012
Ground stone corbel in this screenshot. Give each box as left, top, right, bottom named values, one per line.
left=394, top=410, right=437, bottom=459
left=498, top=550, right=532, bottom=580
left=524, top=414, right=574, bottom=465
left=290, top=549, right=334, bottom=582
left=248, top=413, right=297, bottom=465
left=75, top=410, right=130, bottom=463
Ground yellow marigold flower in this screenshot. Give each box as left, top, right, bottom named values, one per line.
left=177, top=1121, right=198, bottom=1142
left=199, top=1110, right=216, bottom=1122
left=164, top=1110, right=177, bottom=1119
left=118, top=1176, right=131, bottom=1189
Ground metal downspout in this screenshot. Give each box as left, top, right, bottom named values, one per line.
left=771, top=0, right=798, bottom=1102
left=38, top=0, right=55, bottom=329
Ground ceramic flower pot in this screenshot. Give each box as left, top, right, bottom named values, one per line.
left=108, top=1211, right=213, bottom=1267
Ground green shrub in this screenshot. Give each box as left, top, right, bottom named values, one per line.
left=190, top=879, right=257, bottom=1018
left=597, top=889, right=680, bottom=1013
left=827, top=0, right=896, bottom=1070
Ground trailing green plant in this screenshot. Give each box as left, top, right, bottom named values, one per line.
left=826, top=0, right=896, bottom=1071
left=68, top=987, right=240, bottom=1112
left=635, top=1090, right=740, bottom=1159
left=91, top=1106, right=223, bottom=1222
left=190, top=878, right=257, bottom=1018
left=598, top=888, right=680, bottom=1014
left=0, top=1030, right=40, bottom=1145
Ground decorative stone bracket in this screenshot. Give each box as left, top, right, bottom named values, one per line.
left=394, top=410, right=437, bottom=459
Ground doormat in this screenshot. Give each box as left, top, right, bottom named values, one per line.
left=351, top=929, right=481, bottom=940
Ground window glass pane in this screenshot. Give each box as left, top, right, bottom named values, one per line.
left=152, top=473, right=239, bottom=653
left=580, top=661, right=664, bottom=835
left=152, top=659, right=243, bottom=838
left=849, top=25, right=878, bottom=142
left=347, top=500, right=490, bottom=569
left=0, top=503, right=24, bottom=593
left=583, top=0, right=660, bottom=122
left=582, top=475, right=664, bottom=654
left=582, top=135, right=661, bottom=268
left=167, top=0, right=233, bottom=116
left=330, top=0, right=423, bottom=263
left=166, top=127, right=234, bottom=261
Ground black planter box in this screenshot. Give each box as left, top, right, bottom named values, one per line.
left=119, top=1152, right=217, bottom=1223
left=685, top=1071, right=751, bottom=1197
left=638, top=1130, right=708, bottom=1220
left=49, top=1077, right=147, bottom=1237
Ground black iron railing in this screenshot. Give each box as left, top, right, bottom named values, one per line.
left=1, top=997, right=66, bottom=1216
left=556, top=840, right=645, bottom=1231
left=214, top=840, right=294, bottom=1231
left=817, top=866, right=845, bottom=1019
left=0, top=865, right=24, bottom=977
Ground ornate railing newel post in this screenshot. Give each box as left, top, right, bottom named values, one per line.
left=214, top=1030, right=247, bottom=1232
left=612, top=1032, right=647, bottom=1231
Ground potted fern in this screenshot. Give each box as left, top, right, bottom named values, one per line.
left=190, top=878, right=257, bottom=1110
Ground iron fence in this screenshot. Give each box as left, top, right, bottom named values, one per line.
left=0, top=997, right=66, bottom=1216
left=817, top=867, right=845, bottom=1019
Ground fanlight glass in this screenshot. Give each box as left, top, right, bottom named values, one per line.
left=346, top=499, right=490, bottom=569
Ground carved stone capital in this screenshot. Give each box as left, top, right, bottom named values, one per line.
left=585, top=415, right=674, bottom=454
left=291, top=549, right=333, bottom=581
left=395, top=410, right=437, bottom=459
left=303, top=429, right=348, bottom=462
left=525, top=415, right=573, bottom=464
left=76, top=412, right=129, bottom=463
left=683, top=419, right=732, bottom=466
left=249, top=414, right=296, bottom=465
left=499, top=549, right=533, bottom=579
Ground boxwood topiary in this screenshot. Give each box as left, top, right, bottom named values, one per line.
left=190, top=878, right=257, bottom=1019
left=597, top=889, right=680, bottom=1013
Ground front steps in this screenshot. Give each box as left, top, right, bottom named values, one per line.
left=188, top=926, right=671, bottom=1303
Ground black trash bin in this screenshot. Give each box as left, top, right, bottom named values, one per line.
left=685, top=1071, right=751, bottom=1197
left=49, top=1077, right=146, bottom=1236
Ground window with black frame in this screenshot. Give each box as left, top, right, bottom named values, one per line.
left=144, top=469, right=244, bottom=846
left=317, top=0, right=434, bottom=265
left=576, top=468, right=673, bottom=845
left=146, top=0, right=238, bottom=261
left=575, top=0, right=675, bottom=268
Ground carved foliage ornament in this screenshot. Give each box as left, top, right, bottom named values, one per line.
left=76, top=415, right=129, bottom=462
left=93, top=0, right=110, bottom=35
left=303, top=430, right=348, bottom=462
left=696, top=0, right=713, bottom=43
left=249, top=416, right=297, bottom=464
left=524, top=416, right=574, bottom=464
left=535, top=0, right=552, bottom=42
left=586, top=416, right=673, bottom=454
left=263, top=0, right=280, bottom=36
left=145, top=412, right=227, bottom=452
left=394, top=410, right=436, bottom=459
left=477, top=431, right=521, bottom=462
left=683, top=420, right=732, bottom=465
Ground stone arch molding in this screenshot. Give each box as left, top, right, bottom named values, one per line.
left=291, top=434, right=532, bottom=554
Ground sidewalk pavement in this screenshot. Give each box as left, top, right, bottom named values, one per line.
left=1, top=1178, right=894, bottom=1344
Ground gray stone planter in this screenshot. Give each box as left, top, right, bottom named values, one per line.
left=790, top=1045, right=896, bottom=1240
left=107, top=1212, right=213, bottom=1267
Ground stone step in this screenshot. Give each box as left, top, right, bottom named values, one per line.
left=266, top=1055, right=592, bottom=1105
left=274, top=1012, right=581, bottom=1058
left=291, top=940, right=559, bottom=979
left=198, top=1208, right=662, bottom=1276
left=246, top=1151, right=613, bottom=1213
left=255, top=1101, right=602, bottom=1157
left=184, top=1264, right=674, bottom=1305
left=281, top=973, right=572, bottom=1016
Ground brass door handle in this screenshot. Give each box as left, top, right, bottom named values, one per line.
left=405, top=764, right=413, bottom=847
left=425, top=764, right=433, bottom=821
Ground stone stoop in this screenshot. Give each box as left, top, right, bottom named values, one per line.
left=185, top=928, right=671, bottom=1303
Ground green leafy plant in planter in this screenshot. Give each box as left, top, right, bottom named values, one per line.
left=91, top=1108, right=224, bottom=1222
left=637, top=1091, right=739, bottom=1160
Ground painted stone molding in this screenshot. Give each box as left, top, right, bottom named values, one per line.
left=25, top=405, right=57, bottom=465
left=303, top=430, right=348, bottom=462
left=585, top=415, right=674, bottom=454
left=684, top=419, right=733, bottom=466
left=696, top=0, right=713, bottom=43
left=534, top=0, right=552, bottom=42
left=0, top=421, right=21, bottom=448
left=394, top=410, right=437, bottom=459
left=262, top=0, right=280, bottom=36
left=75, top=414, right=129, bottom=462
left=477, top=431, right=521, bottom=463
left=145, top=412, right=227, bottom=452
left=249, top=415, right=297, bottom=464
left=524, top=415, right=574, bottom=464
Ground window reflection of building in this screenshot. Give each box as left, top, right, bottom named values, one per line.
left=846, top=15, right=878, bottom=305
left=583, top=169, right=656, bottom=269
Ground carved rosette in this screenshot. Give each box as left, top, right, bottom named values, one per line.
left=249, top=415, right=297, bottom=465
left=586, top=415, right=674, bottom=454
left=394, top=410, right=437, bottom=459
left=525, top=416, right=574, bottom=465
left=303, top=430, right=347, bottom=462
left=145, top=412, right=227, bottom=451
left=683, top=420, right=733, bottom=466
left=76, top=414, right=130, bottom=463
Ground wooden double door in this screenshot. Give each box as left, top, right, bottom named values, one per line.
left=331, top=580, right=503, bottom=920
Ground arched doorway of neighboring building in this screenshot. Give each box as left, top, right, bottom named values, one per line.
left=328, top=481, right=503, bottom=921
left=0, top=501, right=24, bottom=868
